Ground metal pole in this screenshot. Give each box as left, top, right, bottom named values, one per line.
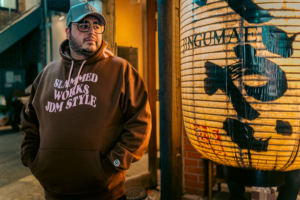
left=9, top=6, right=11, bottom=25
left=44, top=0, right=49, bottom=65
left=48, top=11, right=53, bottom=62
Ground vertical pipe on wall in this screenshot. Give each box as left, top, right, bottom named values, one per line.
left=44, top=0, right=49, bottom=65
left=8, top=7, right=11, bottom=25
left=48, top=11, right=53, bottom=62
left=8, top=0, right=11, bottom=24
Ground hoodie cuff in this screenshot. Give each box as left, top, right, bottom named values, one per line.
left=100, top=157, right=118, bottom=180
left=21, top=150, right=38, bottom=169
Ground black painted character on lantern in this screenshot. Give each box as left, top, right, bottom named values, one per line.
left=192, top=0, right=299, bottom=152
left=193, top=0, right=207, bottom=7
left=204, top=45, right=290, bottom=151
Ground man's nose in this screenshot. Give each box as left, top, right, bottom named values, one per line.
left=88, top=25, right=96, bottom=34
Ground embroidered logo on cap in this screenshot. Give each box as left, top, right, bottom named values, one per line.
left=113, top=159, right=120, bottom=167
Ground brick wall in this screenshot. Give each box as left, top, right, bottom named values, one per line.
left=183, top=129, right=208, bottom=196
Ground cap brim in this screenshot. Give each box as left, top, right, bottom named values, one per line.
left=72, top=12, right=106, bottom=25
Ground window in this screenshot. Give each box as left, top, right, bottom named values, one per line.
left=0, top=0, right=17, bottom=9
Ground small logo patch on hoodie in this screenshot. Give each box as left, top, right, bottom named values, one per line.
left=113, top=159, right=120, bottom=167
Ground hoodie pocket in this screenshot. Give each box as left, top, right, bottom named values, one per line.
left=31, top=149, right=108, bottom=194
left=30, top=150, right=40, bottom=172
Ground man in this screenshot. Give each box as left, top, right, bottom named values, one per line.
left=20, top=2, right=151, bottom=200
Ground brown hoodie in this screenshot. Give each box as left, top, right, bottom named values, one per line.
left=20, top=39, right=152, bottom=200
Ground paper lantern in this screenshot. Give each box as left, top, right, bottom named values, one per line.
left=180, top=0, right=300, bottom=171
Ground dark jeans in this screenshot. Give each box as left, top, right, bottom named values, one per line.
left=226, top=168, right=300, bottom=200
left=116, top=195, right=126, bottom=200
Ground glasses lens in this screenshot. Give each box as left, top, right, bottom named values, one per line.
left=78, top=22, right=89, bottom=32
left=77, top=21, right=104, bottom=33
left=93, top=23, right=105, bottom=34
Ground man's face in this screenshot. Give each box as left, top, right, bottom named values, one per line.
left=66, top=15, right=103, bottom=58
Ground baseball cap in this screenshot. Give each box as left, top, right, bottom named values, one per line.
left=66, top=2, right=106, bottom=27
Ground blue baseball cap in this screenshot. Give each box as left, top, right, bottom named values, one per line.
left=66, top=2, right=106, bottom=27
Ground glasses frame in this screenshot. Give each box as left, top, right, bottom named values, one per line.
left=72, top=21, right=105, bottom=34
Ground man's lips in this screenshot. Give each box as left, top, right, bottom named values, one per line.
left=84, top=38, right=96, bottom=42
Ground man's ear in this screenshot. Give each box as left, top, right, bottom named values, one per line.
left=66, top=27, right=70, bottom=40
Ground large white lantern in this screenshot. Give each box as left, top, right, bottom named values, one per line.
left=181, top=0, right=300, bottom=171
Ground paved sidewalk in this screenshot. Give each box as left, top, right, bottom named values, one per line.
left=181, top=184, right=300, bottom=200
left=0, top=175, right=44, bottom=200
left=0, top=152, right=152, bottom=200
left=0, top=128, right=299, bottom=200
left=1, top=163, right=300, bottom=200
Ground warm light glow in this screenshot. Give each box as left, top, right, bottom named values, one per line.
left=59, top=16, right=65, bottom=21
left=181, top=0, right=300, bottom=171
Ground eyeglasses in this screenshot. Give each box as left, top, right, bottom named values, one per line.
left=72, top=20, right=105, bottom=34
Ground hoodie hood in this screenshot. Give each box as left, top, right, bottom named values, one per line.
left=59, top=39, right=114, bottom=95
left=59, top=39, right=114, bottom=66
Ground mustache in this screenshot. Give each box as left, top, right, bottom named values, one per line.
left=83, top=37, right=97, bottom=42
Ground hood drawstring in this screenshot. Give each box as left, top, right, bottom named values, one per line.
left=67, top=60, right=74, bottom=88
left=67, top=60, right=87, bottom=96
left=73, top=60, right=86, bottom=95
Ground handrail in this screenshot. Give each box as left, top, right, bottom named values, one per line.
left=0, top=3, right=40, bottom=32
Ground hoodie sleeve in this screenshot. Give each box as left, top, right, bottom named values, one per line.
left=100, top=66, right=152, bottom=179
left=20, top=81, right=40, bottom=169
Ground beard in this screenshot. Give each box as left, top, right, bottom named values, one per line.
left=69, top=32, right=100, bottom=58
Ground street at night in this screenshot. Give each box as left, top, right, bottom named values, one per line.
left=0, top=126, right=160, bottom=200
left=2, top=0, right=300, bottom=199
left=0, top=126, right=44, bottom=199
